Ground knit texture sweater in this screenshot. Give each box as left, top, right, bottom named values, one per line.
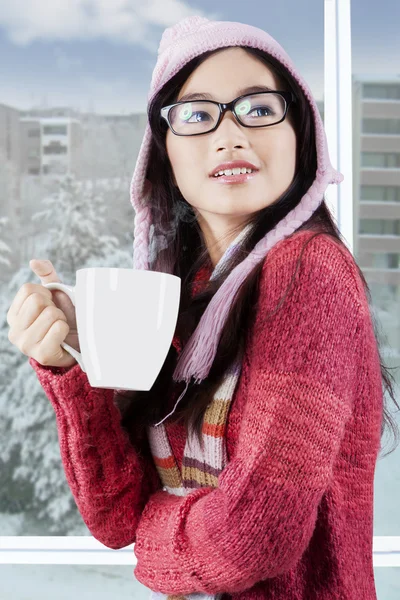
left=29, top=230, right=382, bottom=599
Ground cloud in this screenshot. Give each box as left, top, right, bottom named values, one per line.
left=0, top=70, right=150, bottom=113
left=0, top=0, right=216, bottom=51
left=53, top=46, right=83, bottom=71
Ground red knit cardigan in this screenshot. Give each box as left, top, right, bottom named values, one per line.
left=29, top=230, right=382, bottom=599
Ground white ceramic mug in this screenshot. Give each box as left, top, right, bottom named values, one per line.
left=42, top=268, right=181, bottom=391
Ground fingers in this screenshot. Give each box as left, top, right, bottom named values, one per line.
left=25, top=310, right=70, bottom=362
left=7, top=258, right=60, bottom=326
left=35, top=321, right=70, bottom=365
left=7, top=283, right=53, bottom=327
left=29, top=259, right=61, bottom=285
left=7, top=258, right=74, bottom=368
left=8, top=302, right=68, bottom=358
left=20, top=294, right=67, bottom=332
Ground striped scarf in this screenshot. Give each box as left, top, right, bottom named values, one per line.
left=145, top=224, right=254, bottom=600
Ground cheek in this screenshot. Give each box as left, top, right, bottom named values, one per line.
left=268, top=133, right=297, bottom=176
left=167, top=136, right=184, bottom=173
left=167, top=139, right=203, bottom=183
left=166, top=133, right=177, bottom=170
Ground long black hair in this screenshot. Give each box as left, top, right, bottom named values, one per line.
left=117, top=46, right=399, bottom=459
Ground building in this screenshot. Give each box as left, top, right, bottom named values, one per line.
left=352, top=74, right=400, bottom=350
left=0, top=103, right=22, bottom=247
left=19, top=115, right=82, bottom=177
left=0, top=102, right=21, bottom=169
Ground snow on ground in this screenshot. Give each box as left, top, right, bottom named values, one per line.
left=0, top=513, right=25, bottom=536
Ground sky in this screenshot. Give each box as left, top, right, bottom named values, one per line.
left=0, top=0, right=399, bottom=115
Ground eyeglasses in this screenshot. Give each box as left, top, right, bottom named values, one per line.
left=160, top=91, right=296, bottom=137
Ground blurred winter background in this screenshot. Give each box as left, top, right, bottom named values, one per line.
left=0, top=0, right=399, bottom=598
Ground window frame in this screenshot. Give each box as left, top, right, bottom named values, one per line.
left=0, top=0, right=397, bottom=571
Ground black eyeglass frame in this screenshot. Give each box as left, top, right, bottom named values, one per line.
left=160, top=90, right=296, bottom=137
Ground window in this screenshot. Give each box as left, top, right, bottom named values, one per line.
left=361, top=152, right=400, bottom=168
left=42, top=125, right=67, bottom=135
left=2, top=4, right=398, bottom=598
left=362, top=118, right=400, bottom=135
left=42, top=163, right=67, bottom=175
left=43, top=141, right=67, bottom=155
left=372, top=254, right=400, bottom=269
left=359, top=219, right=400, bottom=235
left=363, top=84, right=400, bottom=100
left=360, top=186, right=400, bottom=202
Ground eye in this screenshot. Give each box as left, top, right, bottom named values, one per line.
left=235, top=96, right=277, bottom=121
left=247, top=106, right=273, bottom=118
left=177, top=104, right=213, bottom=125
left=183, top=110, right=211, bottom=123
left=186, top=111, right=212, bottom=123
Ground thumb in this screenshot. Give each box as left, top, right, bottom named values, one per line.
left=29, top=259, right=61, bottom=284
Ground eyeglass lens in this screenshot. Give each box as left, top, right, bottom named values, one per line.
left=168, top=93, right=286, bottom=135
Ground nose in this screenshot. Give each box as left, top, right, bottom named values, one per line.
left=212, top=109, right=250, bottom=150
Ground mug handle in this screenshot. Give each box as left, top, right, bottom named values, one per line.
left=41, top=282, right=86, bottom=373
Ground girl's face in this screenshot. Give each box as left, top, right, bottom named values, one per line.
left=165, top=47, right=297, bottom=266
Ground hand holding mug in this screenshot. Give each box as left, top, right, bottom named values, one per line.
left=9, top=261, right=181, bottom=391
left=7, top=259, right=80, bottom=369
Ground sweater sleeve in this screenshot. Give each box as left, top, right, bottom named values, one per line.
left=28, top=356, right=162, bottom=548
left=132, top=235, right=366, bottom=596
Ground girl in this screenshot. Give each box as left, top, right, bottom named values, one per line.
left=17, top=15, right=397, bottom=600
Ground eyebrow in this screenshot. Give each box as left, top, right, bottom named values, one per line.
left=178, top=84, right=276, bottom=103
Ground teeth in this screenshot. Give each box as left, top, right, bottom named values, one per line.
left=214, top=167, right=254, bottom=177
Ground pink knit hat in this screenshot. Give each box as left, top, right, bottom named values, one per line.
left=130, top=15, right=343, bottom=401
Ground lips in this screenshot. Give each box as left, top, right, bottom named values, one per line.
left=210, top=170, right=258, bottom=185
left=209, top=161, right=259, bottom=177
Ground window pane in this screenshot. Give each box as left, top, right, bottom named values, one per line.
left=361, top=152, right=386, bottom=167
left=361, top=152, right=400, bottom=168
left=371, top=254, right=400, bottom=269
left=363, top=83, right=400, bottom=100
left=43, top=125, right=67, bottom=135
left=362, top=118, right=400, bottom=134
left=360, top=186, right=400, bottom=202
left=353, top=0, right=400, bottom=557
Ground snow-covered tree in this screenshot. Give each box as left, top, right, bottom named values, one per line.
left=0, top=264, right=88, bottom=534
left=0, top=148, right=18, bottom=275
left=31, top=173, right=120, bottom=281
left=0, top=173, right=136, bottom=534
left=0, top=216, right=12, bottom=269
